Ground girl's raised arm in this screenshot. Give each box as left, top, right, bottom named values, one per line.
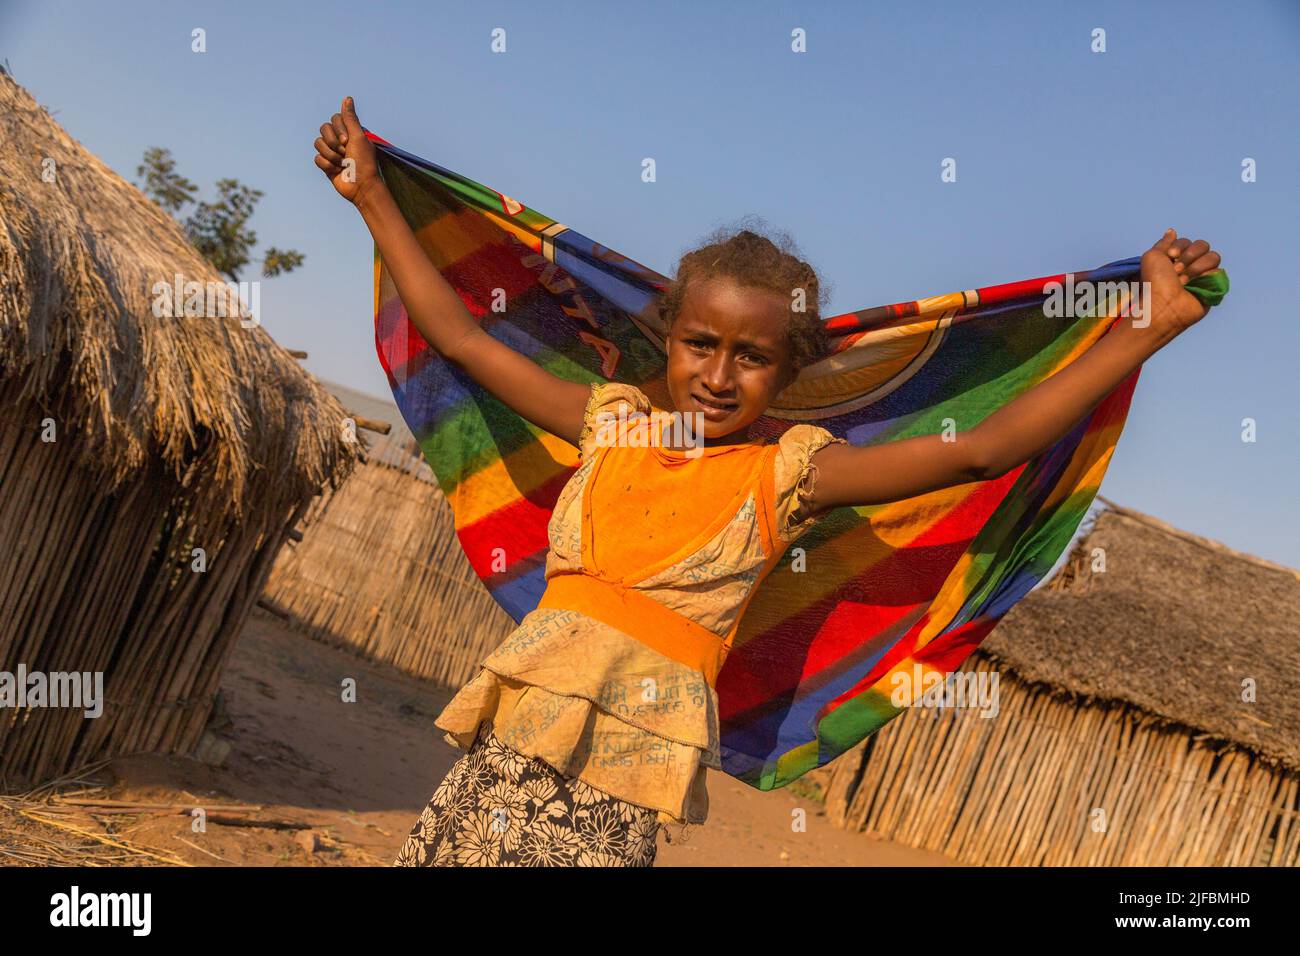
left=315, top=96, right=592, bottom=447
left=800, top=229, right=1224, bottom=514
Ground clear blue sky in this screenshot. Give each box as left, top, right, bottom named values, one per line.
left=5, top=0, right=1298, bottom=567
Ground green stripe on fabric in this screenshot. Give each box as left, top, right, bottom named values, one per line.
left=422, top=353, right=603, bottom=497
left=1185, top=269, right=1230, bottom=309
left=817, top=689, right=903, bottom=764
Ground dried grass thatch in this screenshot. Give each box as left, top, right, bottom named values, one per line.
left=820, top=501, right=1300, bottom=865
left=988, top=499, right=1300, bottom=771
left=0, top=73, right=358, bottom=788
left=0, top=72, right=354, bottom=522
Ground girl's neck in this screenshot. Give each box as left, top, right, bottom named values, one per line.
left=656, top=417, right=758, bottom=452
left=704, top=427, right=759, bottom=448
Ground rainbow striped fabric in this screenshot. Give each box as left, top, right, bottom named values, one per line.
left=368, top=131, right=1229, bottom=791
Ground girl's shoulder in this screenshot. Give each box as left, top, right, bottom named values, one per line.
left=577, top=381, right=652, bottom=461
left=770, top=423, right=849, bottom=544
left=585, top=380, right=652, bottom=417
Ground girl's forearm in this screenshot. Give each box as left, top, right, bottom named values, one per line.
left=971, top=317, right=1175, bottom=478
left=351, top=175, right=594, bottom=444
left=355, top=180, right=479, bottom=359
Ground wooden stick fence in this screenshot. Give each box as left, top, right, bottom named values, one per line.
left=260, top=459, right=515, bottom=688
left=0, top=413, right=307, bottom=790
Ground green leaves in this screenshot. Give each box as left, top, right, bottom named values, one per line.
left=136, top=148, right=305, bottom=282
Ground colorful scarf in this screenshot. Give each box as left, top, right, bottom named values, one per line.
left=367, top=131, right=1229, bottom=791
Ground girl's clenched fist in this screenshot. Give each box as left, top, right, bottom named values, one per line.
left=314, top=96, right=381, bottom=206
left=1140, top=228, right=1224, bottom=337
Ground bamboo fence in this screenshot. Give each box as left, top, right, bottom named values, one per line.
left=820, top=654, right=1300, bottom=866
left=260, top=456, right=515, bottom=689
left=0, top=397, right=313, bottom=788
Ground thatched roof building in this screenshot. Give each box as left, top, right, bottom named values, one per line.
left=0, top=73, right=357, bottom=787
left=260, top=380, right=515, bottom=687
left=818, top=499, right=1300, bottom=866
left=987, top=498, right=1299, bottom=769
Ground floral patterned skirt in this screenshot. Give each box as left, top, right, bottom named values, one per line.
left=393, top=723, right=662, bottom=867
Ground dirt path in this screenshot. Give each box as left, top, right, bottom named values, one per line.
left=92, top=611, right=955, bottom=867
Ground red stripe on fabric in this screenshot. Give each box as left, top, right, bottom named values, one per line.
left=454, top=467, right=576, bottom=578
left=376, top=234, right=572, bottom=382
left=823, top=273, right=1087, bottom=340
left=975, top=275, right=1066, bottom=305
left=913, top=614, right=1000, bottom=670
left=375, top=297, right=427, bottom=370
left=718, top=468, right=1023, bottom=717
left=823, top=301, right=919, bottom=335
left=441, top=240, right=543, bottom=317
left=816, top=613, right=1001, bottom=724
left=815, top=612, right=1000, bottom=724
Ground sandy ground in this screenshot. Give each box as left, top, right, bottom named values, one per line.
left=27, top=610, right=955, bottom=867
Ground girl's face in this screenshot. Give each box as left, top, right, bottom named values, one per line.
left=665, top=276, right=797, bottom=442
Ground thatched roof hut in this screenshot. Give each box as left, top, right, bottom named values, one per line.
left=0, top=73, right=357, bottom=788
left=818, top=499, right=1300, bottom=866
left=260, top=380, right=515, bottom=687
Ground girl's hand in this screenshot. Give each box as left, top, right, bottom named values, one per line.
left=314, top=96, right=381, bottom=206
left=1139, top=228, right=1224, bottom=336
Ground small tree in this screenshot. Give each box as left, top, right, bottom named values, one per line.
left=136, top=147, right=303, bottom=281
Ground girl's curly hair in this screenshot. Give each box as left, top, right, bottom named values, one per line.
left=656, top=215, right=832, bottom=373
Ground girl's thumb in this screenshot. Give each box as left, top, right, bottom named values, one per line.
left=341, top=96, right=362, bottom=140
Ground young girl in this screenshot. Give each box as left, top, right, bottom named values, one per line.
left=313, top=97, right=1223, bottom=867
